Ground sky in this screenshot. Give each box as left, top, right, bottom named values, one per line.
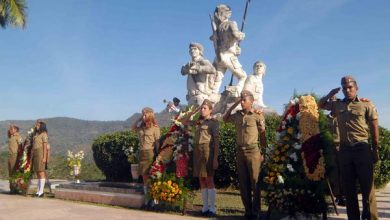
left=1, top=0, right=389, bottom=128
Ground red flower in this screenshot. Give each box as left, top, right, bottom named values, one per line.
left=175, top=153, right=189, bottom=178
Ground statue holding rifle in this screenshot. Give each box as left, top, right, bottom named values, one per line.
left=209, top=4, right=247, bottom=97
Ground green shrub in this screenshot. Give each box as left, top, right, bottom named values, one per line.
left=374, top=126, right=390, bottom=189
left=92, top=131, right=139, bottom=181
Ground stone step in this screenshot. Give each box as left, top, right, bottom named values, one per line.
left=55, top=187, right=145, bottom=208
left=57, top=182, right=144, bottom=194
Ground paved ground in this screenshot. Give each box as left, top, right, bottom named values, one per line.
left=0, top=180, right=389, bottom=220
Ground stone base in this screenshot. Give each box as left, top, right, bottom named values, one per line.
left=55, top=182, right=145, bottom=208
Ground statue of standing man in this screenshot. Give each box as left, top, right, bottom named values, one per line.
left=243, top=60, right=267, bottom=108
left=181, top=43, right=216, bottom=106
left=209, top=4, right=247, bottom=97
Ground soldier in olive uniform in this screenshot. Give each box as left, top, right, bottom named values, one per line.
left=32, top=121, right=49, bottom=197
left=8, top=124, right=23, bottom=193
left=319, top=76, right=379, bottom=220
left=223, top=90, right=267, bottom=220
left=184, top=99, right=220, bottom=216
left=133, top=107, right=161, bottom=206
left=327, top=111, right=346, bottom=206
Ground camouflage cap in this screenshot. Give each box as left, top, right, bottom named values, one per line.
left=189, top=42, right=204, bottom=53
left=240, top=90, right=254, bottom=99
left=341, top=75, right=357, bottom=85
left=201, top=99, right=214, bottom=109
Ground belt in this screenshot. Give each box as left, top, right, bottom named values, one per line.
left=341, top=140, right=369, bottom=147
left=237, top=143, right=259, bottom=151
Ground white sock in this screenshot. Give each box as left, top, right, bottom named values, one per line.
left=38, top=179, right=45, bottom=195
left=201, top=188, right=209, bottom=213
left=208, top=188, right=216, bottom=213
left=36, top=179, right=41, bottom=195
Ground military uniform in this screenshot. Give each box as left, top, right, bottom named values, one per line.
left=8, top=133, right=23, bottom=191
left=225, top=108, right=266, bottom=217
left=137, top=126, right=160, bottom=175
left=322, top=96, right=378, bottom=220
left=193, top=118, right=219, bottom=177
left=32, top=132, right=49, bottom=172
left=327, top=113, right=344, bottom=201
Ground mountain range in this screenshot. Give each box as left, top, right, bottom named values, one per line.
left=0, top=110, right=174, bottom=156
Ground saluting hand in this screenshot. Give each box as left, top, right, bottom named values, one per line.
left=328, top=87, right=341, bottom=98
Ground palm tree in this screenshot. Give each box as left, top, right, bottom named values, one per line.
left=0, top=0, right=27, bottom=29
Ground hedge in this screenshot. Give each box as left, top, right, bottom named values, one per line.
left=91, top=116, right=390, bottom=188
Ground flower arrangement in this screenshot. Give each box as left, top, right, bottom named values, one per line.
left=9, top=128, right=34, bottom=194
left=123, top=146, right=138, bottom=164
left=67, top=150, right=84, bottom=170
left=149, top=173, right=188, bottom=207
left=147, top=106, right=197, bottom=208
left=263, top=95, right=329, bottom=217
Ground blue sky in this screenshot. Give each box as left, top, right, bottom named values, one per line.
left=1, top=0, right=389, bottom=128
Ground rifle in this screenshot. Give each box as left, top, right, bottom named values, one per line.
left=229, top=0, right=251, bottom=86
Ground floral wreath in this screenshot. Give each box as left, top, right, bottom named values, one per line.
left=264, top=95, right=328, bottom=216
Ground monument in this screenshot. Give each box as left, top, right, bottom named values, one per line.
left=181, top=4, right=272, bottom=115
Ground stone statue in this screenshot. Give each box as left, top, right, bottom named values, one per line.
left=181, top=43, right=216, bottom=106
left=209, top=4, right=247, bottom=97
left=244, top=60, right=267, bottom=108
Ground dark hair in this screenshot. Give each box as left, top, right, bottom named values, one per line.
left=36, top=121, right=48, bottom=134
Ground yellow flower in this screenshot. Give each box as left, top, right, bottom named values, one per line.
left=167, top=180, right=172, bottom=186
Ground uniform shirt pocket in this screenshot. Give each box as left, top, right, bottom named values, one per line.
left=198, top=125, right=211, bottom=144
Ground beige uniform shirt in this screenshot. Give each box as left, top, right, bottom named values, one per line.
left=9, top=133, right=23, bottom=154
left=194, top=118, right=219, bottom=146
left=33, top=132, right=49, bottom=150
left=137, top=126, right=160, bottom=150
left=226, top=110, right=266, bottom=149
left=322, top=97, right=378, bottom=145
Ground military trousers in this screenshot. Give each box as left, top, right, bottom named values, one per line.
left=236, top=147, right=262, bottom=216
left=340, top=142, right=378, bottom=220
left=329, top=145, right=343, bottom=197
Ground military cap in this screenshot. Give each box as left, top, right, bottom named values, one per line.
left=142, top=107, right=154, bottom=113
left=240, top=90, right=254, bottom=99
left=173, top=97, right=180, bottom=103
left=201, top=99, right=214, bottom=109
left=341, top=75, right=357, bottom=85
left=189, top=42, right=204, bottom=53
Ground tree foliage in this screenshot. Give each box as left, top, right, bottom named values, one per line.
left=0, top=0, right=27, bottom=28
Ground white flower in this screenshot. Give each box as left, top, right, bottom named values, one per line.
left=289, top=152, right=298, bottom=161
left=277, top=175, right=284, bottom=184
left=296, top=133, right=302, bottom=139
left=296, top=112, right=301, bottom=120
left=292, top=143, right=301, bottom=150
left=286, top=164, right=294, bottom=172
left=286, top=114, right=292, bottom=121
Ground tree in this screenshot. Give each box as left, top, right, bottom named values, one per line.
left=0, top=0, right=27, bottom=29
